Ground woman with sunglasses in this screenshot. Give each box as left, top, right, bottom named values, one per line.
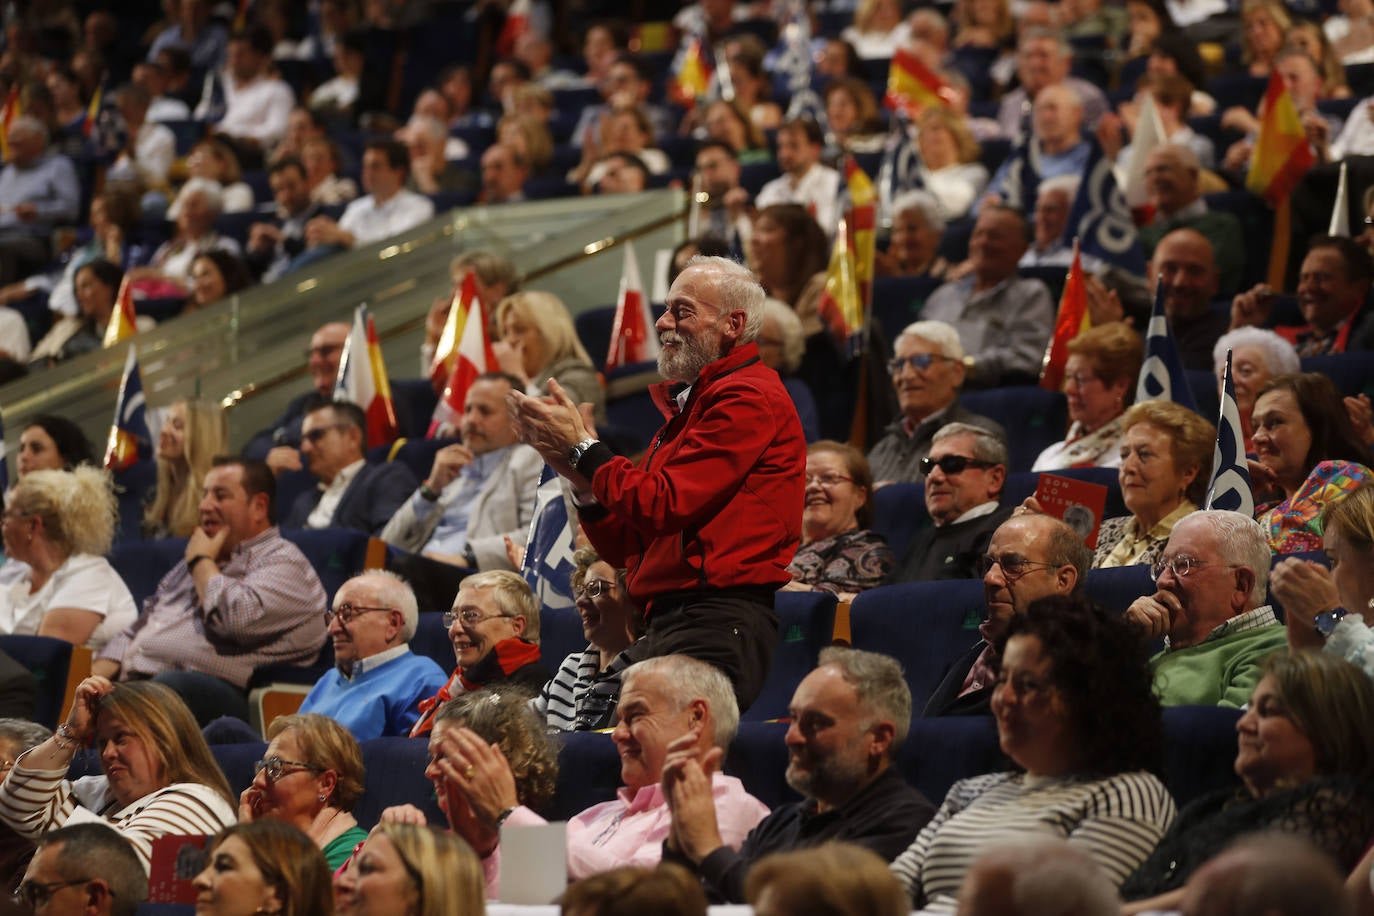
left=785, top=441, right=892, bottom=598
left=534, top=547, right=640, bottom=731
left=893, top=595, right=1173, bottom=909
left=238, top=713, right=369, bottom=870
left=1032, top=324, right=1143, bottom=471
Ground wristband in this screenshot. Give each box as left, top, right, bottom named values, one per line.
left=188, top=554, right=214, bottom=573
left=53, top=723, right=79, bottom=751
left=494, top=806, right=517, bottom=829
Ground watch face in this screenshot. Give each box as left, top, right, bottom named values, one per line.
left=1314, top=608, right=1348, bottom=638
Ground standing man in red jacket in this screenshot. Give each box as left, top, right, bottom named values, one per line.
left=509, top=256, right=807, bottom=710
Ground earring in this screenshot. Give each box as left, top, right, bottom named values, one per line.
left=318, top=793, right=327, bottom=802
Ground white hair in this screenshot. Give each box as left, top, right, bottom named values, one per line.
left=1038, top=174, right=1081, bottom=200
left=346, top=569, right=421, bottom=641
left=892, top=189, right=946, bottom=235
left=760, top=298, right=806, bottom=373
left=622, top=655, right=740, bottom=750
left=1185, top=510, right=1271, bottom=606
left=173, top=177, right=225, bottom=216
left=896, top=319, right=964, bottom=360
left=688, top=255, right=765, bottom=343
left=1212, top=327, right=1301, bottom=379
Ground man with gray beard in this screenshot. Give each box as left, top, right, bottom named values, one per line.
left=658, top=647, right=935, bottom=902
left=509, top=256, right=806, bottom=711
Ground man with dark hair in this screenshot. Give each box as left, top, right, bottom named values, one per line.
left=594, top=151, right=649, bottom=195
left=147, top=0, right=227, bottom=72
left=196, top=26, right=295, bottom=162
left=20, top=823, right=147, bottom=916
left=479, top=142, right=529, bottom=204
left=754, top=118, right=840, bottom=235
left=1233, top=236, right=1374, bottom=356
left=245, top=156, right=322, bottom=282
left=283, top=401, right=416, bottom=534
left=924, top=513, right=1090, bottom=716
left=108, top=83, right=175, bottom=193
left=304, top=138, right=434, bottom=252
left=94, top=457, right=328, bottom=724
left=920, top=205, right=1054, bottom=387
left=1138, top=145, right=1244, bottom=296
left=382, top=372, right=542, bottom=571
left=132, top=60, right=190, bottom=122
left=693, top=141, right=749, bottom=244
left=662, top=647, right=935, bottom=902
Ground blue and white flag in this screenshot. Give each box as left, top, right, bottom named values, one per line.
left=1205, top=348, right=1255, bottom=515
left=1135, top=281, right=1197, bottom=411
left=876, top=114, right=923, bottom=229
left=772, top=0, right=814, bottom=96
left=1062, top=136, right=1147, bottom=276
left=996, top=138, right=1041, bottom=216
left=520, top=465, right=578, bottom=611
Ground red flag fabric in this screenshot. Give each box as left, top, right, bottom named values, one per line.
left=1039, top=241, right=1091, bottom=391
left=429, top=293, right=497, bottom=437
left=430, top=272, right=483, bottom=394
left=605, top=241, right=659, bottom=372
left=335, top=305, right=399, bottom=448
left=1245, top=68, right=1316, bottom=206
left=670, top=38, right=712, bottom=109
left=883, top=48, right=949, bottom=120
left=102, top=277, right=140, bottom=347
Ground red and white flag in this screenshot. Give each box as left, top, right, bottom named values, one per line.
left=605, top=241, right=659, bottom=373
left=429, top=290, right=497, bottom=437
left=334, top=304, right=399, bottom=448
left=430, top=272, right=485, bottom=394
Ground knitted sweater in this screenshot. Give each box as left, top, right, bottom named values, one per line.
left=299, top=649, right=449, bottom=740
left=1150, top=618, right=1287, bottom=707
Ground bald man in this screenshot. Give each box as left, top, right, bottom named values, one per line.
left=1139, top=144, right=1244, bottom=295
left=1149, top=228, right=1229, bottom=371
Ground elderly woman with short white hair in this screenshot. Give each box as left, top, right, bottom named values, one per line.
left=125, top=178, right=241, bottom=296
left=758, top=298, right=820, bottom=441
left=876, top=190, right=950, bottom=279
left=1211, top=327, right=1300, bottom=454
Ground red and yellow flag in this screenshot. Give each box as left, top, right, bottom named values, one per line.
left=335, top=305, right=399, bottom=448
left=817, top=215, right=862, bottom=353
left=430, top=272, right=484, bottom=395
left=102, top=277, right=139, bottom=347
left=883, top=48, right=948, bottom=120
left=1246, top=68, right=1316, bottom=206
left=671, top=38, right=712, bottom=110
left=606, top=240, right=659, bottom=373
left=1040, top=240, right=1091, bottom=391
left=103, top=345, right=149, bottom=471
left=844, top=155, right=876, bottom=311
left=0, top=86, right=22, bottom=161
left=429, top=288, right=497, bottom=438
left=83, top=82, right=102, bottom=139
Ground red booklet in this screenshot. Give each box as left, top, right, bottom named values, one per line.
left=1034, top=474, right=1109, bottom=549
left=148, top=835, right=211, bottom=903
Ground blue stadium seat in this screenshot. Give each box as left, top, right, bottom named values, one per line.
left=112, top=460, right=159, bottom=544
left=1205, top=73, right=1268, bottom=112
left=274, top=470, right=318, bottom=524
left=355, top=737, right=446, bottom=829
left=745, top=591, right=838, bottom=722
left=739, top=161, right=782, bottom=198
left=213, top=211, right=258, bottom=248
left=872, top=275, right=942, bottom=346
left=725, top=721, right=795, bottom=808
left=899, top=715, right=1001, bottom=803
left=280, top=528, right=371, bottom=605
left=110, top=537, right=188, bottom=608
left=1301, top=352, right=1374, bottom=399
left=540, top=606, right=587, bottom=679
left=389, top=378, right=441, bottom=440
left=1186, top=369, right=1221, bottom=425
left=0, top=635, right=72, bottom=728
left=385, top=435, right=460, bottom=482
left=604, top=387, right=664, bottom=455
left=550, top=730, right=622, bottom=820
left=937, top=217, right=974, bottom=264
left=871, top=483, right=929, bottom=568
left=848, top=579, right=985, bottom=714
left=1349, top=63, right=1374, bottom=98
left=411, top=612, right=454, bottom=673
left=958, top=386, right=1068, bottom=473
left=1084, top=563, right=1156, bottom=616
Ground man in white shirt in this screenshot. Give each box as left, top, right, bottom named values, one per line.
left=309, top=31, right=364, bottom=116
left=197, top=26, right=295, bottom=166
left=304, top=139, right=435, bottom=254
left=108, top=84, right=175, bottom=192
left=132, top=60, right=190, bottom=123
left=754, top=118, right=841, bottom=237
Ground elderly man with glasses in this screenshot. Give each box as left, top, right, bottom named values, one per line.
left=410, top=570, right=550, bottom=736
left=867, top=321, right=1004, bottom=486
left=298, top=570, right=448, bottom=740
left=924, top=513, right=1091, bottom=716
left=1125, top=510, right=1286, bottom=707
left=891, top=423, right=1012, bottom=584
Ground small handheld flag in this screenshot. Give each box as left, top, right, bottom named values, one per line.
left=104, top=346, right=150, bottom=471
left=1135, top=279, right=1196, bottom=411
left=1204, top=349, right=1255, bottom=516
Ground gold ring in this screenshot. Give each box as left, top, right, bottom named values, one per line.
left=464, top=765, right=475, bottom=779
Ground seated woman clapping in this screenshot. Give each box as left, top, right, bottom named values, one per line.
left=1120, top=651, right=1374, bottom=913
left=890, top=594, right=1175, bottom=909
left=0, top=677, right=236, bottom=871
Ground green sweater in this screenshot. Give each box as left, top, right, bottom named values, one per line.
left=1151, top=623, right=1288, bottom=708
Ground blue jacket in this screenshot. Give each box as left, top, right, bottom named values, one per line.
left=300, top=648, right=449, bottom=740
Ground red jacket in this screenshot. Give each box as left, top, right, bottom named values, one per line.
left=579, top=343, right=806, bottom=608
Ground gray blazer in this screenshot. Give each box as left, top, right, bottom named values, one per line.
left=379, top=443, right=544, bottom=570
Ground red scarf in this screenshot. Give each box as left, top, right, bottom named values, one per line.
left=408, top=638, right=544, bottom=737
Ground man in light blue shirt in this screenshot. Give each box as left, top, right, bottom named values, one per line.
left=0, top=117, right=80, bottom=284
left=299, top=570, right=449, bottom=740
left=984, top=85, right=1092, bottom=211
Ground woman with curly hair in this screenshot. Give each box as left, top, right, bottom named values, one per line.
left=891, top=594, right=1175, bottom=909
left=1120, top=651, right=1374, bottom=913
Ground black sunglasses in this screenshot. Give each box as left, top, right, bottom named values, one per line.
left=920, top=455, right=996, bottom=476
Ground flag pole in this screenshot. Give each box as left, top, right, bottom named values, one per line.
left=1267, top=198, right=1291, bottom=290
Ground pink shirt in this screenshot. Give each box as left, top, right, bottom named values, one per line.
left=482, top=773, right=769, bottom=897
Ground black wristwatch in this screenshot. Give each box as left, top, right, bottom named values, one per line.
left=1314, top=606, right=1349, bottom=638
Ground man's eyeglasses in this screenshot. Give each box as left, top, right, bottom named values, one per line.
left=887, top=353, right=950, bottom=375
left=920, top=455, right=996, bottom=476
left=306, top=344, right=343, bottom=359
left=254, top=756, right=325, bottom=781
left=442, top=609, right=515, bottom=628
left=804, top=472, right=854, bottom=488
left=301, top=424, right=345, bottom=445
left=1150, top=554, right=1236, bottom=581
left=325, top=604, right=395, bottom=625
left=976, top=553, right=1057, bottom=580
left=14, top=879, right=93, bottom=908
left=574, top=579, right=614, bottom=601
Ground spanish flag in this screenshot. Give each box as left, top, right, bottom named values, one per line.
left=606, top=240, right=659, bottom=373
left=1040, top=240, right=1091, bottom=392
left=671, top=37, right=712, bottom=110
left=101, top=276, right=140, bottom=347
left=83, top=82, right=102, bottom=139
left=883, top=48, right=948, bottom=120
left=817, top=215, right=863, bottom=355
left=429, top=272, right=484, bottom=395
left=0, top=85, right=21, bottom=161
left=429, top=281, right=497, bottom=438
left=334, top=304, right=400, bottom=448
left=104, top=346, right=150, bottom=471
left=1245, top=68, right=1315, bottom=207
left=844, top=155, right=876, bottom=312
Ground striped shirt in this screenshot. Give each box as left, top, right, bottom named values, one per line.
left=532, top=645, right=633, bottom=731
left=890, top=770, right=1175, bottom=910
left=0, top=761, right=236, bottom=871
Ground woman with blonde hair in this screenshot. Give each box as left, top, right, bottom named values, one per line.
left=498, top=112, right=554, bottom=174
left=0, top=467, right=136, bottom=649
left=915, top=107, right=987, bottom=220
left=748, top=843, right=909, bottom=916
left=194, top=819, right=334, bottom=916
left=0, top=677, right=236, bottom=870
left=495, top=290, right=605, bottom=423
left=1239, top=0, right=1290, bottom=75
left=238, top=713, right=369, bottom=869
left=334, top=822, right=484, bottom=916
left=144, top=399, right=228, bottom=538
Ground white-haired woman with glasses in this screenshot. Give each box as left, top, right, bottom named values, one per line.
left=534, top=547, right=640, bottom=731
left=1211, top=327, right=1300, bottom=454
left=238, top=713, right=369, bottom=871
left=785, top=441, right=893, bottom=599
